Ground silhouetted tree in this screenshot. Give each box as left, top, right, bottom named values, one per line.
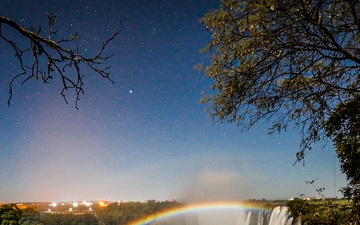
left=0, top=14, right=120, bottom=108
left=200, top=0, right=360, bottom=219
left=19, top=206, right=43, bottom=225
left=326, top=95, right=360, bottom=217
left=39, top=213, right=97, bottom=225
left=0, top=204, right=22, bottom=225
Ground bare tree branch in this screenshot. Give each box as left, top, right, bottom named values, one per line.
left=0, top=14, right=121, bottom=108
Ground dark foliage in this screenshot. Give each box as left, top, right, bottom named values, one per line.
left=200, top=0, right=360, bottom=218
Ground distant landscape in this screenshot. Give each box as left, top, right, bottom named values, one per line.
left=0, top=198, right=352, bottom=225
left=1, top=0, right=360, bottom=224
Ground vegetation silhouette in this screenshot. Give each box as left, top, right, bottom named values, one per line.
left=200, top=0, right=360, bottom=221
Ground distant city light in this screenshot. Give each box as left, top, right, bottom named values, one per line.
left=51, top=202, right=57, bottom=207
left=99, top=201, right=107, bottom=207
left=73, top=202, right=78, bottom=207
left=83, top=201, right=91, bottom=206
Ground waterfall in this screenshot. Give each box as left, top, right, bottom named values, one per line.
left=268, top=206, right=294, bottom=225
left=235, top=209, right=251, bottom=225
left=232, top=206, right=298, bottom=225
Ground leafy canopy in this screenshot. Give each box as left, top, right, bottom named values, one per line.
left=201, top=0, right=360, bottom=163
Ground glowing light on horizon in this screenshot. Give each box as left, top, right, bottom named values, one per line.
left=99, top=201, right=107, bottom=207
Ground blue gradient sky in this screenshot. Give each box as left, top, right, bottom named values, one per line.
left=0, top=0, right=346, bottom=203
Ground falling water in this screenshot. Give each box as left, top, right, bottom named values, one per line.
left=235, top=208, right=251, bottom=224
left=195, top=206, right=299, bottom=225
left=268, top=207, right=295, bottom=225
left=234, top=206, right=299, bottom=225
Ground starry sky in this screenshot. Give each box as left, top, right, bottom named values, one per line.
left=0, top=0, right=347, bottom=203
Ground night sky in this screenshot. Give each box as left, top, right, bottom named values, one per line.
left=0, top=0, right=346, bottom=203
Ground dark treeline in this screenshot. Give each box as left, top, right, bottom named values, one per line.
left=0, top=200, right=192, bottom=225
left=96, top=200, right=194, bottom=225
left=0, top=203, right=98, bottom=225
